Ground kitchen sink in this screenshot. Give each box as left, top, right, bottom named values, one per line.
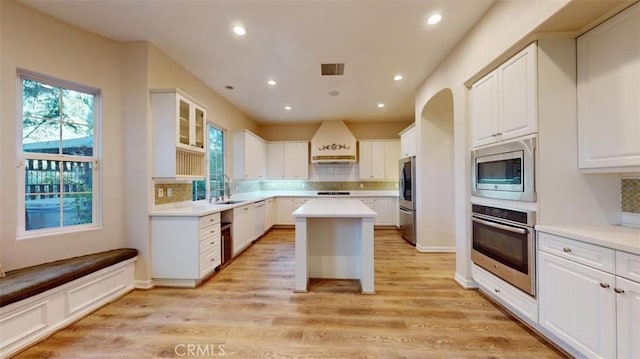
left=212, top=199, right=246, bottom=205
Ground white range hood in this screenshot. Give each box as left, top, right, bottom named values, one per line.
left=310, top=120, right=357, bottom=163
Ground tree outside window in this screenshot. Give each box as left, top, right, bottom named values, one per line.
left=20, top=75, right=98, bottom=233
left=193, top=126, right=225, bottom=200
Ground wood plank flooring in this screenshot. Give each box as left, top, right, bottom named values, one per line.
left=14, top=229, right=566, bottom=358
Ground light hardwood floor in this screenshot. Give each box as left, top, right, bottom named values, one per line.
left=15, top=229, right=566, bottom=358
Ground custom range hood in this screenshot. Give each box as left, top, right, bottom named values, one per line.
left=310, top=120, right=357, bottom=163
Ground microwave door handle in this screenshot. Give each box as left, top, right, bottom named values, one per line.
left=471, top=217, right=528, bottom=235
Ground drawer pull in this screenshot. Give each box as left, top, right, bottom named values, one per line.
left=211, top=258, right=215, bottom=262
left=210, top=230, right=215, bottom=234
left=562, top=247, right=572, bottom=253
left=210, top=241, right=215, bottom=245
left=494, top=288, right=500, bottom=293
left=614, top=288, right=625, bottom=294
left=600, top=282, right=610, bottom=289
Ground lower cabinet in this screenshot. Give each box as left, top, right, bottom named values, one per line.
left=538, top=231, right=640, bottom=359
left=232, top=204, right=252, bottom=256
left=275, top=197, right=309, bottom=225
left=151, top=212, right=221, bottom=287
left=358, top=198, right=396, bottom=226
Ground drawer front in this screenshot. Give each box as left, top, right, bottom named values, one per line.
left=199, top=224, right=220, bottom=241
left=199, top=247, right=221, bottom=276
left=199, top=213, right=221, bottom=229
left=617, top=251, right=640, bottom=283
left=538, top=232, right=615, bottom=273
left=199, top=233, right=221, bottom=253
left=472, top=264, right=538, bottom=325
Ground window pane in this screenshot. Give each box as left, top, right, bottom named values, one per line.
left=62, top=89, right=94, bottom=127
left=25, top=194, right=61, bottom=230
left=22, top=79, right=60, bottom=119
left=63, top=161, right=93, bottom=192
left=25, top=159, right=61, bottom=195
left=63, top=194, right=92, bottom=226
left=61, top=123, right=93, bottom=156
left=23, top=118, right=61, bottom=153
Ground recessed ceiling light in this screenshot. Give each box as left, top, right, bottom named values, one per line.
left=267, top=80, right=277, bottom=86
left=377, top=103, right=385, bottom=108
left=393, top=74, right=404, bottom=81
left=427, top=13, right=442, bottom=25
left=232, top=25, right=247, bottom=36
left=284, top=106, right=292, bottom=111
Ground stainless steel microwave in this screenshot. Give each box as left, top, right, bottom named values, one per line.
left=471, top=138, right=536, bottom=202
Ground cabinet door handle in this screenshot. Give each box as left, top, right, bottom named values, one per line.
left=562, top=247, right=572, bottom=253
left=494, top=288, right=500, bottom=293
left=210, top=230, right=215, bottom=234
left=600, top=282, right=610, bottom=289
left=614, top=288, right=625, bottom=294
left=210, top=241, right=215, bottom=245
left=496, top=132, right=502, bottom=136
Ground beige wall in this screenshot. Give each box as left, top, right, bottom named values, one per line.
left=259, top=121, right=412, bottom=141
left=0, top=0, right=126, bottom=271
left=413, top=0, right=573, bottom=286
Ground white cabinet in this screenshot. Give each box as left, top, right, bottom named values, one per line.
left=151, top=212, right=221, bottom=286
left=266, top=142, right=309, bottom=179
left=538, top=231, right=640, bottom=358
left=359, top=140, right=400, bottom=180
left=617, top=276, right=640, bottom=359
left=232, top=130, right=266, bottom=180
left=265, top=198, right=275, bottom=231
left=253, top=201, right=266, bottom=240
left=471, top=42, right=538, bottom=148
left=538, top=251, right=616, bottom=358
left=399, top=125, right=416, bottom=158
left=232, top=204, right=253, bottom=256
left=577, top=2, right=640, bottom=172
left=151, top=89, right=206, bottom=179
left=359, top=198, right=395, bottom=226
left=275, top=197, right=309, bottom=225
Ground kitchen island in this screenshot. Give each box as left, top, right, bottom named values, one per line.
left=292, top=199, right=377, bottom=294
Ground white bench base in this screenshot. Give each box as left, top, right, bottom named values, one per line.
left=0, top=257, right=136, bottom=358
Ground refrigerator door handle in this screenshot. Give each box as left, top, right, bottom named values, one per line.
left=399, top=207, right=413, bottom=215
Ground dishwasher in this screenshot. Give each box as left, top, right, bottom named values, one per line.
left=254, top=201, right=266, bottom=241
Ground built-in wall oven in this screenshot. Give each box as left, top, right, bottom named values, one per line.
left=471, top=204, right=536, bottom=296
left=471, top=137, right=536, bottom=202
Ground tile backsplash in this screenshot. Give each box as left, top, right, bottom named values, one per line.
left=154, top=183, right=192, bottom=204
left=621, top=178, right=640, bottom=214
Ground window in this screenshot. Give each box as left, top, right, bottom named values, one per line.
left=18, top=71, right=100, bottom=236
left=193, top=125, right=225, bottom=201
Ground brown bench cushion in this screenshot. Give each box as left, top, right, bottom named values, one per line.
left=0, top=248, right=137, bottom=308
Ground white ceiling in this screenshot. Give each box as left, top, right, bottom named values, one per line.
left=20, top=0, right=494, bottom=124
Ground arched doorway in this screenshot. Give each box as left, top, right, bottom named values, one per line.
left=417, top=89, right=455, bottom=251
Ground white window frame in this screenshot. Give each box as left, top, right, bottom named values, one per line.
left=16, top=69, right=102, bottom=239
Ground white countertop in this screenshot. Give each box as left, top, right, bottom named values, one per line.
left=293, top=199, right=377, bottom=218
left=150, top=190, right=397, bottom=217
left=536, top=224, right=640, bottom=255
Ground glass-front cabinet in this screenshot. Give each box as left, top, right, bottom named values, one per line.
left=151, top=89, right=206, bottom=179
left=176, top=94, right=205, bottom=152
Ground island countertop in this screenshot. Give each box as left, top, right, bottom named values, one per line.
left=292, top=199, right=377, bottom=218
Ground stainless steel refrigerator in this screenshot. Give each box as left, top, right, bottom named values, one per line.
left=399, top=156, right=416, bottom=245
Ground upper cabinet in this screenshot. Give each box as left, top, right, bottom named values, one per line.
left=151, top=89, right=206, bottom=179
left=577, top=2, right=640, bottom=172
left=232, top=130, right=266, bottom=180
left=471, top=42, right=538, bottom=148
left=359, top=140, right=400, bottom=180
left=266, top=142, right=309, bottom=180
left=399, top=124, right=416, bottom=158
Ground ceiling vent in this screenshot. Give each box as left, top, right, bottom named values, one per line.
left=321, top=63, right=345, bottom=76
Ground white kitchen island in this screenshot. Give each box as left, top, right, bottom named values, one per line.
left=292, top=199, right=377, bottom=294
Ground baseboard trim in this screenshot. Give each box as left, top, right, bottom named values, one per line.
left=454, top=272, right=478, bottom=289
left=134, top=279, right=154, bottom=290
left=416, top=244, right=456, bottom=253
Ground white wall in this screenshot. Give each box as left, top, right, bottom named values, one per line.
left=0, top=0, right=126, bottom=270
left=418, top=89, right=455, bottom=252
left=413, top=0, right=572, bottom=286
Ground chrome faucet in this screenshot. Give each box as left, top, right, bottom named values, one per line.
left=208, top=174, right=232, bottom=203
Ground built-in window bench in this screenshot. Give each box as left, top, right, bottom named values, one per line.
left=0, top=249, right=137, bottom=358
